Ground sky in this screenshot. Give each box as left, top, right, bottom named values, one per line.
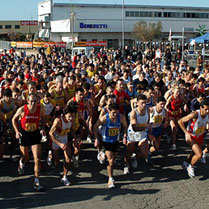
left=0, top=0, right=209, bottom=20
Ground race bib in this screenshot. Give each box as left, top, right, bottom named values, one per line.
left=195, top=126, right=205, bottom=135
left=25, top=123, right=37, bottom=132
left=108, top=128, right=119, bottom=136
left=60, top=128, right=70, bottom=136
left=153, top=115, right=163, bottom=124
left=138, top=123, right=147, bottom=128
left=171, top=110, right=180, bottom=116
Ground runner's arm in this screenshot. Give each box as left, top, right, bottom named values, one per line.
left=93, top=115, right=106, bottom=142
left=49, top=118, right=63, bottom=147
left=12, top=106, right=24, bottom=137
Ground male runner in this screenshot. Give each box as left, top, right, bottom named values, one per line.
left=94, top=103, right=127, bottom=188
left=178, top=99, right=209, bottom=178
left=49, top=105, right=76, bottom=186
left=12, top=93, right=46, bottom=191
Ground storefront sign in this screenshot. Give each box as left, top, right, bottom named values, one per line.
left=75, top=41, right=107, bottom=47
left=80, top=23, right=107, bottom=29
left=20, top=21, right=38, bottom=26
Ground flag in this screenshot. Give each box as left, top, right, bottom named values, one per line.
left=168, top=27, right=172, bottom=42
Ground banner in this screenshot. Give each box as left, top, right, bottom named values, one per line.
left=75, top=41, right=107, bottom=47
left=44, top=42, right=67, bottom=48
left=13, top=41, right=67, bottom=48
left=16, top=42, right=33, bottom=48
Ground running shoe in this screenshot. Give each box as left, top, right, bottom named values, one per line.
left=33, top=182, right=44, bottom=191
left=108, top=179, right=115, bottom=189
left=18, top=159, right=25, bottom=175
left=170, top=144, right=177, bottom=151
left=131, top=156, right=138, bottom=168
left=73, top=155, right=79, bottom=168
left=97, top=151, right=105, bottom=164
left=61, top=176, right=71, bottom=186
left=182, top=161, right=189, bottom=172
left=200, top=153, right=206, bottom=164
left=41, top=135, right=47, bottom=143
left=187, top=164, right=195, bottom=178
left=47, top=151, right=53, bottom=166
left=87, top=136, right=92, bottom=143
left=124, top=166, right=130, bottom=175
left=146, top=152, right=153, bottom=165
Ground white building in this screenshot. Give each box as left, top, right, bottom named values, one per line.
left=38, top=0, right=209, bottom=48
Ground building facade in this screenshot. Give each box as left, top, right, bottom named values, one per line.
left=0, top=21, right=39, bottom=40
left=38, top=0, right=209, bottom=48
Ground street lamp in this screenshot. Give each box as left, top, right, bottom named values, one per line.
left=71, top=12, right=75, bottom=48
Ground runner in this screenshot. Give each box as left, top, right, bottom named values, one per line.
left=94, top=103, right=127, bottom=188
left=178, top=99, right=209, bottom=178
left=12, top=93, right=46, bottom=191
left=148, top=96, right=168, bottom=162
left=124, top=94, right=152, bottom=174
left=49, top=105, right=76, bottom=186
left=165, top=86, right=182, bottom=150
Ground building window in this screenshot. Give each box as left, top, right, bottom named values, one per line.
left=5, top=25, right=12, bottom=29
left=125, top=10, right=209, bottom=19
left=15, top=25, right=20, bottom=29
left=0, top=25, right=2, bottom=29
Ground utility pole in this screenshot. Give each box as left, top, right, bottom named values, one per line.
left=122, top=0, right=124, bottom=55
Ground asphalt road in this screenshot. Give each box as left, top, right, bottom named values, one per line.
left=1, top=137, right=209, bottom=209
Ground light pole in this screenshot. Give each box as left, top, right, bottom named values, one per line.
left=71, top=12, right=75, bottom=48
left=122, top=0, right=124, bottom=54
left=182, top=27, right=184, bottom=60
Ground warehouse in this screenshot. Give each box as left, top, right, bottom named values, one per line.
left=38, top=0, right=209, bottom=48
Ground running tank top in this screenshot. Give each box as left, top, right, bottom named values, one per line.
left=102, top=113, right=121, bottom=143
left=67, top=84, right=76, bottom=99
left=187, top=110, right=209, bottom=137
left=1, top=100, right=15, bottom=120
left=84, top=92, right=91, bottom=101
left=53, top=89, right=65, bottom=107
left=169, top=95, right=181, bottom=116
left=73, top=97, right=85, bottom=113
left=58, top=116, right=72, bottom=137
left=40, top=100, right=54, bottom=116
left=146, top=96, right=154, bottom=108
left=150, top=106, right=165, bottom=128
left=21, top=104, right=41, bottom=132
left=135, top=108, right=149, bottom=129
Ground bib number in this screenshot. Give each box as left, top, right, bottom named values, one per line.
left=108, top=128, right=119, bottom=137
left=25, top=123, right=37, bottom=131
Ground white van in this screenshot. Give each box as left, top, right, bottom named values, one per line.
left=71, top=47, right=94, bottom=59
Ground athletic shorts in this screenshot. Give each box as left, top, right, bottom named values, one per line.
left=127, top=128, right=148, bottom=142
left=150, top=126, right=162, bottom=137
left=168, top=111, right=181, bottom=120
left=19, top=129, right=42, bottom=147
left=52, top=135, right=68, bottom=150
left=102, top=141, right=119, bottom=153
left=189, top=134, right=204, bottom=145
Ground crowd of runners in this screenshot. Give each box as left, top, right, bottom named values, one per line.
left=0, top=45, right=209, bottom=191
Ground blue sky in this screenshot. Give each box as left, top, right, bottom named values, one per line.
left=0, top=0, right=209, bottom=20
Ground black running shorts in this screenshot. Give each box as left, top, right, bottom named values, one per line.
left=19, top=129, right=42, bottom=147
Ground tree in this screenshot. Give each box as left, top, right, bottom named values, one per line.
left=196, top=24, right=207, bottom=37
left=132, top=21, right=162, bottom=42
